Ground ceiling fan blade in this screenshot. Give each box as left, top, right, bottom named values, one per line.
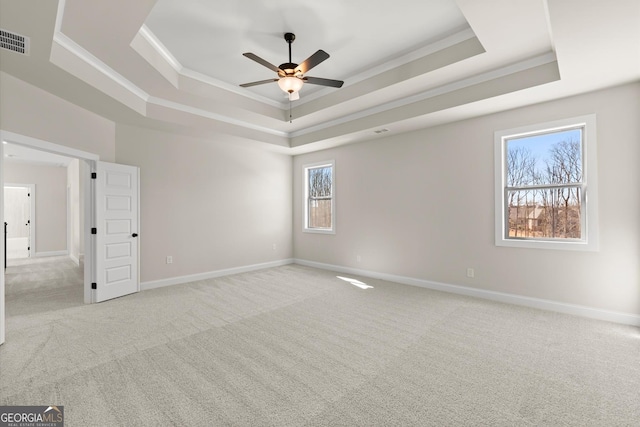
left=242, top=53, right=281, bottom=73
left=240, top=78, right=278, bottom=88
left=295, top=50, right=330, bottom=74
left=303, top=76, right=344, bottom=88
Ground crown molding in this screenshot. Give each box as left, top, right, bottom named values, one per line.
left=148, top=96, right=288, bottom=138
left=290, top=52, right=558, bottom=138
left=49, top=0, right=559, bottom=149
left=134, top=25, right=284, bottom=109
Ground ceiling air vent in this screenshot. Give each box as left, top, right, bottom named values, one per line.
left=0, top=29, right=30, bottom=55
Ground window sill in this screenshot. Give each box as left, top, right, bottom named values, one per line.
left=303, top=228, right=335, bottom=235
left=496, top=237, right=598, bottom=252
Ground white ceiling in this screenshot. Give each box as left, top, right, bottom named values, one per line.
left=0, top=0, right=638, bottom=155
left=144, top=0, right=470, bottom=100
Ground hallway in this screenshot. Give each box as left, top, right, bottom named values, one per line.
left=5, top=256, right=83, bottom=318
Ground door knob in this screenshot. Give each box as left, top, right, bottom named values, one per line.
left=132, top=233, right=138, bottom=237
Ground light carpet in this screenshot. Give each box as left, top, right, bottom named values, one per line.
left=4, top=256, right=84, bottom=316
left=1, top=261, right=639, bottom=426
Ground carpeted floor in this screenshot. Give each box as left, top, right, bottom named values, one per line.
left=1, top=259, right=639, bottom=426
left=4, top=256, right=84, bottom=317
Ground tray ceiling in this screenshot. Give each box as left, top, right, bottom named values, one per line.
left=1, top=0, right=638, bottom=153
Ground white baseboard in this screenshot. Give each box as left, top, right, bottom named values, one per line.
left=141, top=259, right=295, bottom=291
left=34, top=250, right=68, bottom=258
left=294, top=259, right=640, bottom=327
left=69, top=253, right=80, bottom=266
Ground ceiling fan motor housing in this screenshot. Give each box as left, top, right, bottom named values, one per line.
left=278, top=63, right=300, bottom=77
left=240, top=31, right=344, bottom=100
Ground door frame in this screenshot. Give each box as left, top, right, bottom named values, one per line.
left=4, top=183, right=35, bottom=259
left=0, top=130, right=99, bottom=345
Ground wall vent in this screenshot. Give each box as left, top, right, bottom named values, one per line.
left=0, top=29, right=30, bottom=55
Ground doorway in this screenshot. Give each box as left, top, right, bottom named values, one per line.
left=2, top=145, right=85, bottom=326
left=0, top=130, right=141, bottom=345
left=0, top=131, right=96, bottom=345
left=4, top=184, right=33, bottom=260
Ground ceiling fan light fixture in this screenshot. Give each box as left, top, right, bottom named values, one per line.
left=278, top=76, right=303, bottom=95
left=240, top=33, right=343, bottom=106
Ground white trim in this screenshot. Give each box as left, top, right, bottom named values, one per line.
left=303, top=160, right=336, bottom=234
left=136, top=25, right=283, bottom=108
left=138, top=25, right=182, bottom=73
left=69, top=253, right=80, bottom=266
left=494, top=114, right=599, bottom=251
left=293, top=259, right=640, bottom=327
left=67, top=185, right=71, bottom=264
left=84, top=160, right=94, bottom=304
left=135, top=25, right=479, bottom=111
left=0, top=130, right=99, bottom=312
left=52, top=32, right=150, bottom=103
left=0, top=140, right=4, bottom=344
left=49, top=4, right=560, bottom=143
left=141, top=259, right=294, bottom=291
left=147, top=97, right=288, bottom=138
left=180, top=68, right=285, bottom=109
left=34, top=250, right=68, bottom=258
left=54, top=0, right=66, bottom=33
left=295, top=27, right=479, bottom=107
left=136, top=166, right=141, bottom=295
left=290, top=52, right=558, bottom=138
left=1, top=131, right=99, bottom=161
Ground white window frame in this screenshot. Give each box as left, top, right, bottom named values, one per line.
left=303, top=160, right=335, bottom=234
left=494, top=114, right=599, bottom=251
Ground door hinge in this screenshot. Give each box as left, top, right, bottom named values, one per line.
left=28, top=193, right=31, bottom=197
left=91, top=228, right=97, bottom=234
left=91, top=283, right=97, bottom=289
left=91, top=172, right=97, bottom=179
left=27, top=246, right=30, bottom=251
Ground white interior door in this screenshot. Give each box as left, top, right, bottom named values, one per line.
left=95, top=161, right=139, bottom=302
left=4, top=186, right=31, bottom=259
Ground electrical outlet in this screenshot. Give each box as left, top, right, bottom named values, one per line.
left=166, top=256, right=173, bottom=264
left=356, top=255, right=362, bottom=262
left=466, top=268, right=474, bottom=278
left=273, top=243, right=277, bottom=250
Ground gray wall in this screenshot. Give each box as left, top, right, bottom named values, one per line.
left=293, top=83, right=640, bottom=316
left=0, top=72, right=116, bottom=162
left=4, top=162, right=67, bottom=254
left=115, top=124, right=293, bottom=283
left=2, top=70, right=638, bottom=317
left=1, top=71, right=114, bottom=258
left=0, top=72, right=294, bottom=285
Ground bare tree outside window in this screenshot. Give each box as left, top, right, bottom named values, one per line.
left=506, top=128, right=583, bottom=240
left=307, top=165, right=333, bottom=229
left=506, top=146, right=538, bottom=237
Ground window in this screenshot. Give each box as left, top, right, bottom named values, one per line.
left=494, top=115, right=598, bottom=251
left=304, top=160, right=335, bottom=233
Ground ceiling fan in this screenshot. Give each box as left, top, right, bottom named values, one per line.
left=240, top=33, right=344, bottom=101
